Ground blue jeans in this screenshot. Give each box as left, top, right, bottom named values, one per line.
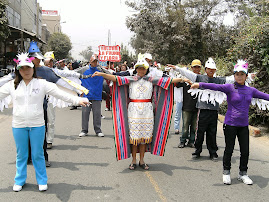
left=12, top=126, right=47, bottom=186
left=180, top=110, right=198, bottom=144
left=174, top=102, right=183, bottom=130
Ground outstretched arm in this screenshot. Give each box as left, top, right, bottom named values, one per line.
left=92, top=71, right=116, bottom=82
left=167, top=64, right=197, bottom=82
left=191, top=83, right=200, bottom=89
left=172, top=77, right=192, bottom=85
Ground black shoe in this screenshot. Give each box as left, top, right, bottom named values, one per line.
left=175, top=130, right=180, bottom=134
left=46, top=160, right=51, bottom=167
left=210, top=153, right=218, bottom=161
left=27, top=159, right=32, bottom=164
left=70, top=106, right=78, bottom=110
left=192, top=153, right=200, bottom=159
left=178, top=143, right=185, bottom=148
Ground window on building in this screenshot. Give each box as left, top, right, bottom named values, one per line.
left=14, top=11, right=21, bottom=28
left=34, top=14, right=37, bottom=25
left=6, top=6, right=14, bottom=26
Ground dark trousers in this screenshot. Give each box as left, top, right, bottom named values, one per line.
left=223, top=124, right=249, bottom=172
left=180, top=110, right=198, bottom=144
left=194, top=109, right=218, bottom=155
left=29, top=108, right=48, bottom=161
left=105, top=96, right=111, bottom=110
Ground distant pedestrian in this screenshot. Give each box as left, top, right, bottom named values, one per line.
left=169, top=69, right=183, bottom=135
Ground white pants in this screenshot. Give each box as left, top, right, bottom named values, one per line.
left=47, top=102, right=55, bottom=143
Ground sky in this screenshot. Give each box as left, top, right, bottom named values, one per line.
left=37, top=0, right=234, bottom=60
left=37, top=0, right=134, bottom=60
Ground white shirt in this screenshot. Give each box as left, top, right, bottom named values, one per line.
left=0, top=78, right=81, bottom=128
left=148, top=66, right=163, bottom=77
left=169, top=69, right=183, bottom=103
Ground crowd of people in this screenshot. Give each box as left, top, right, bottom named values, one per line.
left=1, top=41, right=269, bottom=192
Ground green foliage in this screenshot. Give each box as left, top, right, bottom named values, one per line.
left=0, top=0, right=10, bottom=42
left=214, top=57, right=234, bottom=76
left=47, top=33, right=72, bottom=60
left=126, top=0, right=235, bottom=64
left=227, top=16, right=269, bottom=92
left=120, top=43, right=135, bottom=64
left=79, top=46, right=93, bottom=61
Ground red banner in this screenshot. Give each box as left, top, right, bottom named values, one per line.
left=42, top=10, right=58, bottom=15
left=98, top=45, right=121, bottom=62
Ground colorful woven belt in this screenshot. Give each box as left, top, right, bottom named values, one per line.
left=130, top=99, right=152, bottom=102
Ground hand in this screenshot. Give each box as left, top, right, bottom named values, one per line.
left=166, top=64, right=176, bottom=69
left=79, top=98, right=90, bottom=107
left=184, top=78, right=192, bottom=85
left=190, top=83, right=199, bottom=89
left=92, top=71, right=103, bottom=77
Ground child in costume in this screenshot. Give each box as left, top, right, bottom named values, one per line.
left=191, top=60, right=269, bottom=185
left=92, top=54, right=191, bottom=170
left=0, top=53, right=89, bottom=192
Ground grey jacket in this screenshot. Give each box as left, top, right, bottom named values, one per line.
left=174, top=67, right=234, bottom=110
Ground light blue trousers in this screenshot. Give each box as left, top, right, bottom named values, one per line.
left=174, top=102, right=183, bottom=130
left=12, top=126, right=47, bottom=186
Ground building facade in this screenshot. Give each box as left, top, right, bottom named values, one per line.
left=0, top=0, right=61, bottom=72
left=42, top=10, right=62, bottom=34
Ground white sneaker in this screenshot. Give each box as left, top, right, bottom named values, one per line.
left=238, top=175, right=253, bottom=185
left=101, top=115, right=106, bottom=119
left=13, top=184, right=22, bottom=192
left=223, top=174, right=231, bottom=185
left=79, top=132, right=87, bottom=137
left=97, top=133, right=104, bottom=137
left=105, top=108, right=109, bottom=111
left=39, top=184, right=48, bottom=191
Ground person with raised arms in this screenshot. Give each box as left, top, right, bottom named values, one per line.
left=191, top=60, right=269, bottom=185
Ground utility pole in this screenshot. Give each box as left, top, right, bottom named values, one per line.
left=108, top=29, right=111, bottom=46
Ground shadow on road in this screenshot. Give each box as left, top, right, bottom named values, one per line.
left=119, top=163, right=210, bottom=176
left=51, top=144, right=111, bottom=151
left=0, top=183, right=113, bottom=202
left=8, top=161, right=110, bottom=171
left=47, top=161, right=109, bottom=171
left=251, top=175, right=269, bottom=188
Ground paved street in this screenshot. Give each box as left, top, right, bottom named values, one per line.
left=0, top=102, right=269, bottom=202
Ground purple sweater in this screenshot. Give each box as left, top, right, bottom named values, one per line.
left=199, top=83, right=269, bottom=127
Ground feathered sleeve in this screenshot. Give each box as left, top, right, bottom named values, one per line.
left=187, top=83, right=230, bottom=106
left=0, top=73, right=14, bottom=87
left=251, top=88, right=269, bottom=110
left=43, top=80, right=84, bottom=108
left=0, top=81, right=12, bottom=111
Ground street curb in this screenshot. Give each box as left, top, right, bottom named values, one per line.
left=218, top=114, right=261, bottom=137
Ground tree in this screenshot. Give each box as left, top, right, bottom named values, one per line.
left=46, top=33, right=72, bottom=60
left=120, top=43, right=135, bottom=64
left=125, top=0, right=235, bottom=64
left=0, top=0, right=10, bottom=42
left=79, top=46, right=93, bottom=61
